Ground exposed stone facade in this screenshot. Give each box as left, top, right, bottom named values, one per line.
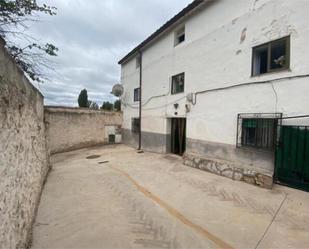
left=0, top=38, right=49, bottom=248
left=183, top=153, right=273, bottom=189
left=44, top=106, right=123, bottom=154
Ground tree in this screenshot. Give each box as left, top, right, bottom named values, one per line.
left=78, top=89, right=88, bottom=108
left=101, top=101, right=113, bottom=111
left=0, top=0, right=58, bottom=82
left=114, top=99, right=121, bottom=111
left=88, top=101, right=99, bottom=110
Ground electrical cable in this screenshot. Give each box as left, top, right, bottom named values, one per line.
left=122, top=73, right=309, bottom=110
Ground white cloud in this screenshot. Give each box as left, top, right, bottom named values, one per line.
left=28, top=0, right=192, bottom=106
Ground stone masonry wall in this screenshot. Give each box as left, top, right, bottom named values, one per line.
left=44, top=106, right=122, bottom=154
left=183, top=153, right=273, bottom=189
left=0, top=38, right=49, bottom=248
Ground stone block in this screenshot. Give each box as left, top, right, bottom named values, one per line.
left=233, top=172, right=244, bottom=181
left=221, top=170, right=234, bottom=179
left=194, top=158, right=201, bottom=164
left=182, top=153, right=273, bottom=190
left=243, top=169, right=257, bottom=177
left=244, top=176, right=255, bottom=185
left=218, top=163, right=230, bottom=172
left=256, top=174, right=273, bottom=189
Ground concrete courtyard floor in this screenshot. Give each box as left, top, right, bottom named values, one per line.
left=32, top=144, right=309, bottom=249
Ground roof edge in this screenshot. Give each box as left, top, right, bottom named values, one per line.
left=118, top=0, right=206, bottom=65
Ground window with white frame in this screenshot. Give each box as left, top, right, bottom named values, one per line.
left=174, top=27, right=185, bottom=46
left=252, top=36, right=290, bottom=76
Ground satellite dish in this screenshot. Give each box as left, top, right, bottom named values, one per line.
left=111, top=84, right=124, bottom=97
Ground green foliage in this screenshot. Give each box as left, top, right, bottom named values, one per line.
left=88, top=101, right=99, bottom=110
left=114, top=99, right=121, bottom=111
left=78, top=89, right=88, bottom=108
left=0, top=0, right=56, bottom=25
left=101, top=101, right=113, bottom=111
left=0, top=0, right=58, bottom=82
left=7, top=43, right=58, bottom=82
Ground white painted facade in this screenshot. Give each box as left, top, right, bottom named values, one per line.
left=120, top=0, right=309, bottom=173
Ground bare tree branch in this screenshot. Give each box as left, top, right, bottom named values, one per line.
left=0, top=0, right=58, bottom=82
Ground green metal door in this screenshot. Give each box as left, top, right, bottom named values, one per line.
left=275, top=126, right=309, bottom=191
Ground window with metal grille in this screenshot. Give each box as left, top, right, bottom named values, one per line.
left=237, top=113, right=282, bottom=150
left=171, top=73, right=185, bottom=95
left=134, top=88, right=140, bottom=102
left=252, top=36, right=290, bottom=76
left=131, top=118, right=140, bottom=133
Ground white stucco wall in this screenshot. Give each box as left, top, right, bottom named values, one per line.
left=121, top=0, right=309, bottom=148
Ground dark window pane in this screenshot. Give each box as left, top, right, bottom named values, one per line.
left=252, top=36, right=290, bottom=75
left=253, top=46, right=268, bottom=75
left=271, top=39, right=287, bottom=69
left=242, top=119, right=257, bottom=146
left=175, top=27, right=185, bottom=46
left=172, top=73, right=185, bottom=94
left=178, top=34, right=185, bottom=44
left=241, top=118, right=277, bottom=150
left=134, top=88, right=140, bottom=102
left=243, top=119, right=257, bottom=128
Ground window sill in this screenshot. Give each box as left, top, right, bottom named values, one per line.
left=251, top=68, right=291, bottom=78
left=174, top=42, right=185, bottom=48
left=171, top=91, right=185, bottom=96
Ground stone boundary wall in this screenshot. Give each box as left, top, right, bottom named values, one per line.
left=44, top=106, right=123, bottom=154
left=183, top=153, right=273, bottom=189
left=0, top=37, right=49, bottom=248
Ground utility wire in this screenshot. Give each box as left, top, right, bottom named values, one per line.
left=122, top=73, right=309, bottom=111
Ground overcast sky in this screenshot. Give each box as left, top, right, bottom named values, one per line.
left=28, top=0, right=192, bottom=107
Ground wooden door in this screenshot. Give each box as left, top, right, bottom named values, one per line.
left=171, top=118, right=186, bottom=156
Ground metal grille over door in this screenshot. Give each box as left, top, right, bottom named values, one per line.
left=275, top=126, right=309, bottom=191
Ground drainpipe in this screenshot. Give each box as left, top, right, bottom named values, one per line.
left=138, top=51, right=143, bottom=151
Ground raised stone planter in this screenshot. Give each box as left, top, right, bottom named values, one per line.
left=183, top=153, right=273, bottom=189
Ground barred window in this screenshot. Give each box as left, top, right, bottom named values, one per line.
left=237, top=114, right=282, bottom=150
left=131, top=118, right=140, bottom=133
